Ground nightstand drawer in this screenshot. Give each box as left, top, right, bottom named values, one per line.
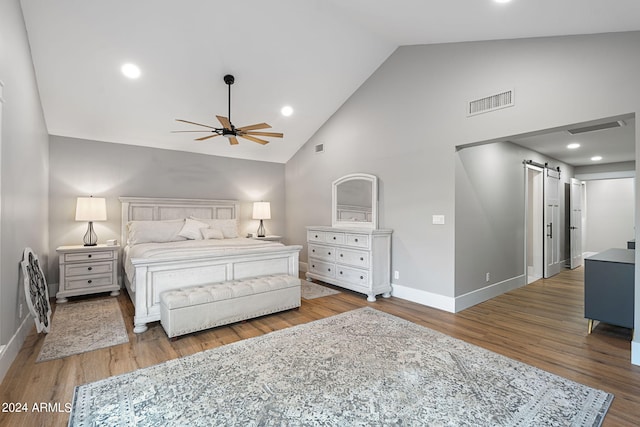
left=65, top=274, right=114, bottom=290
left=65, top=261, right=113, bottom=277
left=64, top=250, right=113, bottom=263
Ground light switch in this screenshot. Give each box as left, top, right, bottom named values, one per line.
left=432, top=215, right=445, bottom=225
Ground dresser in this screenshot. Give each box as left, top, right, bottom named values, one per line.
left=56, top=244, right=120, bottom=303
left=305, top=226, right=392, bottom=301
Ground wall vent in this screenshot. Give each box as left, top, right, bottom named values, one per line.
left=467, top=89, right=514, bottom=117
left=314, top=143, right=324, bottom=154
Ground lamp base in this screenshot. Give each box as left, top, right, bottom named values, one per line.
left=83, top=222, right=98, bottom=246
left=257, top=220, right=266, bottom=238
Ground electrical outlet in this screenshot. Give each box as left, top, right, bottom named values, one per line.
left=394, top=271, right=400, bottom=280
left=486, top=272, right=490, bottom=282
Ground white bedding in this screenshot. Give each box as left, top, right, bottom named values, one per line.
left=124, top=238, right=284, bottom=290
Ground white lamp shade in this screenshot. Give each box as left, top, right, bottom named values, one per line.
left=252, top=202, right=271, bottom=220
left=75, top=197, right=107, bottom=221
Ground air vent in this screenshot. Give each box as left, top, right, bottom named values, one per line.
left=467, top=89, right=514, bottom=117
left=567, top=120, right=625, bottom=135
left=314, top=143, right=324, bottom=154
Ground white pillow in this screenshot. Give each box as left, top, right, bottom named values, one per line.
left=201, top=228, right=225, bottom=240
left=190, top=217, right=239, bottom=238
left=178, top=218, right=210, bottom=240
left=127, top=219, right=187, bottom=245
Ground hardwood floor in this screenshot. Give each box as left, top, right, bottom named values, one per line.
left=1, top=267, right=639, bottom=426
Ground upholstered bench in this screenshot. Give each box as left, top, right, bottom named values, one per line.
left=159, top=274, right=301, bottom=338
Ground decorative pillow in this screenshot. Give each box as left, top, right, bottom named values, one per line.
left=178, top=218, right=210, bottom=240
left=189, top=217, right=239, bottom=238
left=201, top=228, right=225, bottom=240
left=127, top=219, right=187, bottom=245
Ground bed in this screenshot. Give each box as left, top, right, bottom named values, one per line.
left=119, top=197, right=302, bottom=333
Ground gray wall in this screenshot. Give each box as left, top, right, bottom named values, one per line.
left=0, top=0, right=49, bottom=346
left=455, top=141, right=573, bottom=296
left=285, top=32, right=640, bottom=311
left=584, top=178, right=635, bottom=253
left=49, top=136, right=286, bottom=286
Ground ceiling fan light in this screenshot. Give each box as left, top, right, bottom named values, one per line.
left=121, top=63, right=141, bottom=79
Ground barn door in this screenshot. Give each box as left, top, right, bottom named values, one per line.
left=544, top=168, right=562, bottom=278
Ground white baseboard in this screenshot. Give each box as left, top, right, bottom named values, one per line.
left=632, top=339, right=640, bottom=366
left=0, top=315, right=32, bottom=383
left=454, top=274, right=526, bottom=312
left=391, top=283, right=456, bottom=313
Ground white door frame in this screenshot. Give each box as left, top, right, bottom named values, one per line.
left=569, top=178, right=583, bottom=269
left=524, top=164, right=544, bottom=283
left=544, top=167, right=563, bottom=278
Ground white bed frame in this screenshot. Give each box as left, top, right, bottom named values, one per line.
left=119, top=197, right=301, bottom=333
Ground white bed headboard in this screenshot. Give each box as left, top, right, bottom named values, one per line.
left=119, top=197, right=240, bottom=245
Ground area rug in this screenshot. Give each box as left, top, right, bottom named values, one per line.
left=37, top=298, right=128, bottom=362
left=300, top=280, right=341, bottom=299
left=69, top=307, right=612, bottom=426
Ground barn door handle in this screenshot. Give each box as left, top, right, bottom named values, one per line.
left=547, top=223, right=553, bottom=238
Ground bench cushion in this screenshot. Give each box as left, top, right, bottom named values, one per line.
left=161, top=274, right=300, bottom=309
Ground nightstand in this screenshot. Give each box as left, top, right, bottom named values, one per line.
left=253, top=235, right=283, bottom=243
left=56, top=244, right=120, bottom=303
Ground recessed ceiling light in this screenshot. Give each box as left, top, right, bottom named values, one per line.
left=281, top=105, right=293, bottom=117
left=591, top=156, right=603, bottom=161
left=567, top=143, right=580, bottom=149
left=121, top=63, right=141, bottom=79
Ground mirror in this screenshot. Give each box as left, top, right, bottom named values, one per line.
left=332, top=173, right=378, bottom=229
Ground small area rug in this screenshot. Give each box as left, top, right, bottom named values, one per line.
left=69, top=307, right=612, bottom=426
left=300, top=280, right=341, bottom=299
left=37, top=297, right=128, bottom=362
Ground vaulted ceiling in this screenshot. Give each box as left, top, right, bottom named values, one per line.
left=20, top=0, right=640, bottom=163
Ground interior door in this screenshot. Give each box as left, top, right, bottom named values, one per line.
left=569, top=178, right=583, bottom=269
left=544, top=168, right=563, bottom=278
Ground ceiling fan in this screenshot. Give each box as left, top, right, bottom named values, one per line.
left=173, top=74, right=284, bottom=145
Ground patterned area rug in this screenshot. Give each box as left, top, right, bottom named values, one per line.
left=69, top=308, right=612, bottom=426
left=300, top=280, right=341, bottom=299
left=37, top=298, right=128, bottom=362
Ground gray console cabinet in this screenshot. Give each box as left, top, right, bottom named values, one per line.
left=584, top=248, right=634, bottom=334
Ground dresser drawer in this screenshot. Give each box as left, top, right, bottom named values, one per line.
left=345, top=234, right=369, bottom=248
left=65, top=261, right=113, bottom=277
left=336, top=248, right=369, bottom=268
left=308, top=260, right=335, bottom=278
left=337, top=266, right=368, bottom=286
left=64, top=250, right=114, bottom=263
left=65, top=274, right=114, bottom=290
left=308, top=244, right=336, bottom=262
left=324, top=232, right=345, bottom=244
left=307, top=230, right=325, bottom=242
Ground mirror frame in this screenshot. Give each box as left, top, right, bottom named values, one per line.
left=332, top=173, right=378, bottom=229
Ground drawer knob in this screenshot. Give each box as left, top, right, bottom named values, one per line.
left=312, top=264, right=315, bottom=268
left=340, top=254, right=343, bottom=257
left=339, top=271, right=343, bottom=275
left=328, top=252, right=331, bottom=255
left=355, top=238, right=359, bottom=242
left=88, top=267, right=93, bottom=271
left=315, top=235, right=318, bottom=238
left=312, top=249, right=316, bottom=253
left=87, top=280, right=92, bottom=284
left=360, top=275, right=364, bottom=280
left=360, top=257, right=364, bottom=261
left=328, top=268, right=331, bottom=272
left=88, top=254, right=92, bottom=258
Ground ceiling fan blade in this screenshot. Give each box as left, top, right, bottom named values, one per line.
left=239, top=134, right=269, bottom=145
left=194, top=134, right=221, bottom=141
left=175, top=119, right=218, bottom=129
left=216, top=115, right=233, bottom=130
left=229, top=136, right=239, bottom=145
left=236, top=122, right=272, bottom=131
left=242, top=131, right=284, bottom=138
